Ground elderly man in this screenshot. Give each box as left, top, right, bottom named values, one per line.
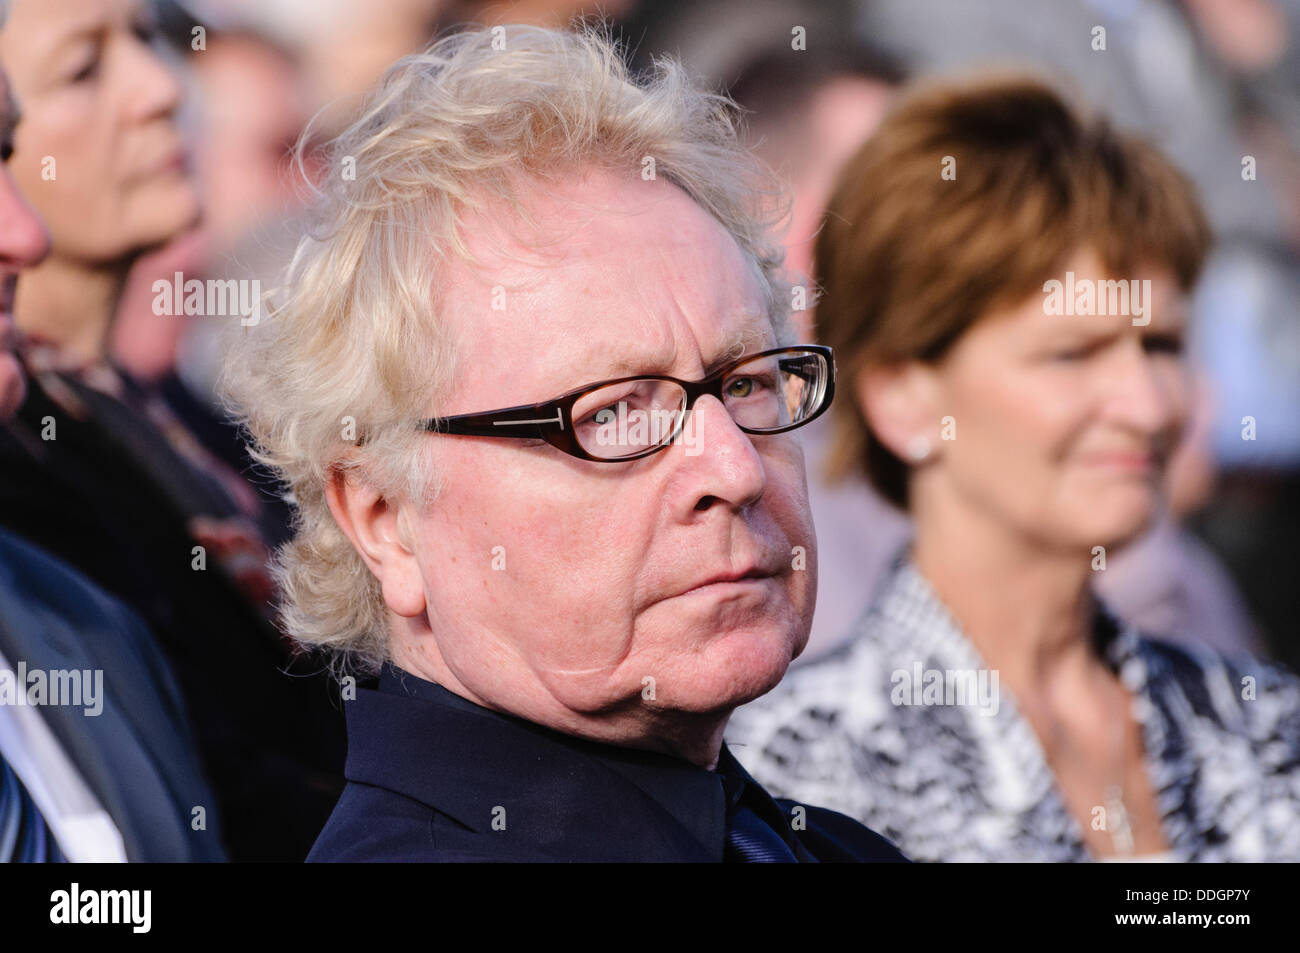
left=223, top=25, right=905, bottom=862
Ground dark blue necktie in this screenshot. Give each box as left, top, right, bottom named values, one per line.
left=725, top=799, right=800, bottom=862
left=719, top=758, right=800, bottom=863
left=0, top=753, right=66, bottom=862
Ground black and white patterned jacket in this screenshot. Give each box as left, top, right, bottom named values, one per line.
left=727, top=559, right=1300, bottom=862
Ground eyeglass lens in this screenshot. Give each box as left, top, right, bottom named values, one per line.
left=571, top=349, right=828, bottom=460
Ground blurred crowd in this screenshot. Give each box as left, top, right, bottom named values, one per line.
left=149, top=0, right=1300, bottom=666
left=0, top=0, right=1296, bottom=862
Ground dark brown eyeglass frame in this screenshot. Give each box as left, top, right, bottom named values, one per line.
left=417, top=344, right=835, bottom=462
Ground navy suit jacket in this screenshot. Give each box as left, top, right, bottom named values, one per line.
left=309, top=665, right=907, bottom=862
left=0, top=528, right=225, bottom=861
left=0, top=370, right=344, bottom=860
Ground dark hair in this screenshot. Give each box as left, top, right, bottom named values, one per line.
left=728, top=41, right=906, bottom=122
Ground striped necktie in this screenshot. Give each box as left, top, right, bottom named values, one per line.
left=725, top=799, right=800, bottom=862
left=0, top=754, right=66, bottom=862
left=719, top=756, right=800, bottom=863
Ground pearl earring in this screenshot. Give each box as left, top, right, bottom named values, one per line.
left=906, top=435, right=932, bottom=462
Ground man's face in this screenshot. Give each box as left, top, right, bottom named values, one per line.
left=0, top=65, right=53, bottom=420
left=406, top=168, right=816, bottom=732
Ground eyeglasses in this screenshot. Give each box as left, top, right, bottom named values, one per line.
left=418, top=344, right=835, bottom=462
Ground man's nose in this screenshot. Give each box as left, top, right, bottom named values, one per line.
left=678, top=394, right=767, bottom=512
left=0, top=168, right=50, bottom=271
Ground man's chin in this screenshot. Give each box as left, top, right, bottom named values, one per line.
left=677, top=628, right=804, bottom=713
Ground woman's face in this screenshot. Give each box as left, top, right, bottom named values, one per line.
left=0, top=0, right=198, bottom=265
left=916, top=248, right=1190, bottom=551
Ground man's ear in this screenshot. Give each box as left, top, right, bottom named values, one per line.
left=324, top=467, right=426, bottom=617
left=854, top=361, right=944, bottom=463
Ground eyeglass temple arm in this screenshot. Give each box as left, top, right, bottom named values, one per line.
left=420, top=401, right=566, bottom=439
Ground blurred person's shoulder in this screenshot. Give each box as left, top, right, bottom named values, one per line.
left=1133, top=630, right=1300, bottom=748
left=0, top=525, right=206, bottom=760
left=0, top=527, right=163, bottom=672
left=1130, top=631, right=1300, bottom=857
left=0, top=526, right=226, bottom=861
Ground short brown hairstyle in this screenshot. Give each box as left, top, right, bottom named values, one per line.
left=814, top=74, right=1212, bottom=508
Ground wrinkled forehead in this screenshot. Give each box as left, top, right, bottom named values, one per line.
left=435, top=169, right=779, bottom=410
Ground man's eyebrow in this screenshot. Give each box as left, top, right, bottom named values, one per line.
left=588, top=323, right=771, bottom=381
left=702, top=325, right=772, bottom=374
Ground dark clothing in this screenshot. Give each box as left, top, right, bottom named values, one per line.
left=0, top=751, right=66, bottom=861
left=0, top=528, right=224, bottom=861
left=308, top=664, right=908, bottom=862
left=157, top=371, right=293, bottom=548
left=0, top=367, right=344, bottom=861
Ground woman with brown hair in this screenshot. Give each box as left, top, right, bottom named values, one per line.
left=729, top=75, right=1300, bottom=861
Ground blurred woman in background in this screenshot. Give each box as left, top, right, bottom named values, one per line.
left=728, top=76, right=1300, bottom=861
left=0, top=0, right=342, bottom=861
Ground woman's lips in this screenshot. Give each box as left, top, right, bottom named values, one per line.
left=1079, top=451, right=1156, bottom=474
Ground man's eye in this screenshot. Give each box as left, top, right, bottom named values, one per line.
left=578, top=402, right=620, bottom=428
left=726, top=374, right=775, bottom=398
